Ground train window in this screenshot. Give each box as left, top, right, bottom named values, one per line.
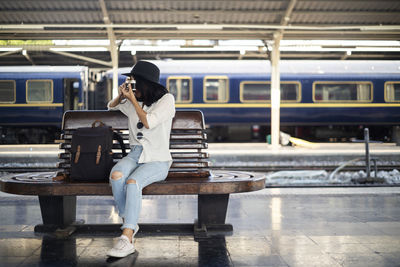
left=26, top=80, right=53, bottom=103
left=204, top=76, right=229, bottom=102
left=240, top=81, right=300, bottom=102
left=167, top=76, right=192, bottom=103
left=313, top=82, right=372, bottom=102
left=0, top=80, right=16, bottom=103
left=385, top=82, right=400, bottom=102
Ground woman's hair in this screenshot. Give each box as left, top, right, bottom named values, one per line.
left=134, top=76, right=168, bottom=106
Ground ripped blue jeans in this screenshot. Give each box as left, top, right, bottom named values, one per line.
left=109, top=145, right=169, bottom=232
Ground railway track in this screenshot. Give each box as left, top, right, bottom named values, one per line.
left=212, top=165, right=400, bottom=172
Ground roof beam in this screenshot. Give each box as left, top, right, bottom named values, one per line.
left=2, top=24, right=400, bottom=31
left=47, top=50, right=112, bottom=67
left=1, top=30, right=399, bottom=41
left=22, top=50, right=35, bottom=65
left=0, top=49, right=23, bottom=57
left=281, top=0, right=297, bottom=27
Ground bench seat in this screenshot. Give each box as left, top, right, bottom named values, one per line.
left=0, top=170, right=265, bottom=196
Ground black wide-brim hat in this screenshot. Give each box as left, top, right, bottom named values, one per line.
left=122, top=60, right=165, bottom=89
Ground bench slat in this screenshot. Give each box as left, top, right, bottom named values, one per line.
left=59, top=152, right=209, bottom=160
left=60, top=142, right=208, bottom=150
left=63, top=110, right=205, bottom=131
left=62, top=133, right=206, bottom=141
left=170, top=143, right=208, bottom=149
left=58, top=161, right=209, bottom=170
left=170, top=152, right=209, bottom=158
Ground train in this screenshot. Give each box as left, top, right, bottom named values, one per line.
left=99, top=60, right=400, bottom=142
left=0, top=66, right=88, bottom=143
left=1, top=60, right=400, bottom=144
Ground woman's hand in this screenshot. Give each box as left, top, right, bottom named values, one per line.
left=122, top=83, right=149, bottom=129
left=109, top=84, right=128, bottom=107
left=121, top=83, right=136, bottom=102
left=117, top=84, right=126, bottom=102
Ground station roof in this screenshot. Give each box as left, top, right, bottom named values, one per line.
left=1, top=0, right=399, bottom=40
left=1, top=0, right=400, bottom=66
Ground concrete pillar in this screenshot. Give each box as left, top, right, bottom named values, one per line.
left=112, top=59, right=119, bottom=99
left=109, top=44, right=119, bottom=99
left=270, top=33, right=282, bottom=149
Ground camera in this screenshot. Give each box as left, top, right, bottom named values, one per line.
left=125, top=78, right=136, bottom=91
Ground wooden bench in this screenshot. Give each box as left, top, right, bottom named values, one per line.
left=0, top=110, right=265, bottom=238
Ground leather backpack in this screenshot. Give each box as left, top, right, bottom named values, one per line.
left=70, top=120, right=126, bottom=182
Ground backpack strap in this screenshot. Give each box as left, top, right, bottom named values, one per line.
left=74, top=145, right=81, bottom=163
left=113, top=131, right=127, bottom=157
left=96, top=145, right=102, bottom=164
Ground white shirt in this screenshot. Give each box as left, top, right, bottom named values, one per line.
left=107, top=93, right=176, bottom=165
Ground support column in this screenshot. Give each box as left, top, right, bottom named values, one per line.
left=36, top=196, right=77, bottom=231
left=195, top=194, right=232, bottom=238
left=99, top=0, right=119, bottom=99
left=270, top=32, right=282, bottom=149
left=198, top=194, right=230, bottom=226
left=269, top=0, right=296, bottom=149
left=111, top=49, right=119, bottom=99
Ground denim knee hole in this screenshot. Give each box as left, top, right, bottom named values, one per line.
left=111, top=171, right=123, bottom=180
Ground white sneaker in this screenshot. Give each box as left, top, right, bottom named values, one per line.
left=107, top=235, right=135, bottom=258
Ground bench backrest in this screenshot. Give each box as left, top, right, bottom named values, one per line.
left=58, top=110, right=210, bottom=179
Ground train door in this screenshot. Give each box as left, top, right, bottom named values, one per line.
left=63, top=78, right=80, bottom=111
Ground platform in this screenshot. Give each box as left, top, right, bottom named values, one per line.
left=1, top=143, right=400, bottom=186
left=208, top=142, right=400, bottom=168
left=1, top=187, right=400, bottom=266
left=0, top=142, right=399, bottom=166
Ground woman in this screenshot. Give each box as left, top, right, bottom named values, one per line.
left=106, top=61, right=175, bottom=258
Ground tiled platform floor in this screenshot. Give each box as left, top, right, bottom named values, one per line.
left=1, top=187, right=400, bottom=267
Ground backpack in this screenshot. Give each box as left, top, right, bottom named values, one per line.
left=70, top=120, right=126, bottom=182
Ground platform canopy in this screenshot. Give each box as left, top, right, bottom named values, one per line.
left=1, top=0, right=399, bottom=65
left=0, top=0, right=399, bottom=40
left=1, top=0, right=400, bottom=66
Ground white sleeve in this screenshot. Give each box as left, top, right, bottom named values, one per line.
left=107, top=100, right=131, bottom=117
left=107, top=100, right=119, bottom=111
left=146, top=94, right=176, bottom=129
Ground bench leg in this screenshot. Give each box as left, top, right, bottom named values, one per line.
left=195, top=194, right=232, bottom=238
left=35, top=196, right=77, bottom=232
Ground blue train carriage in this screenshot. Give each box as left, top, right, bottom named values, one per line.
left=0, top=66, right=88, bottom=143
left=104, top=60, right=400, bottom=142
